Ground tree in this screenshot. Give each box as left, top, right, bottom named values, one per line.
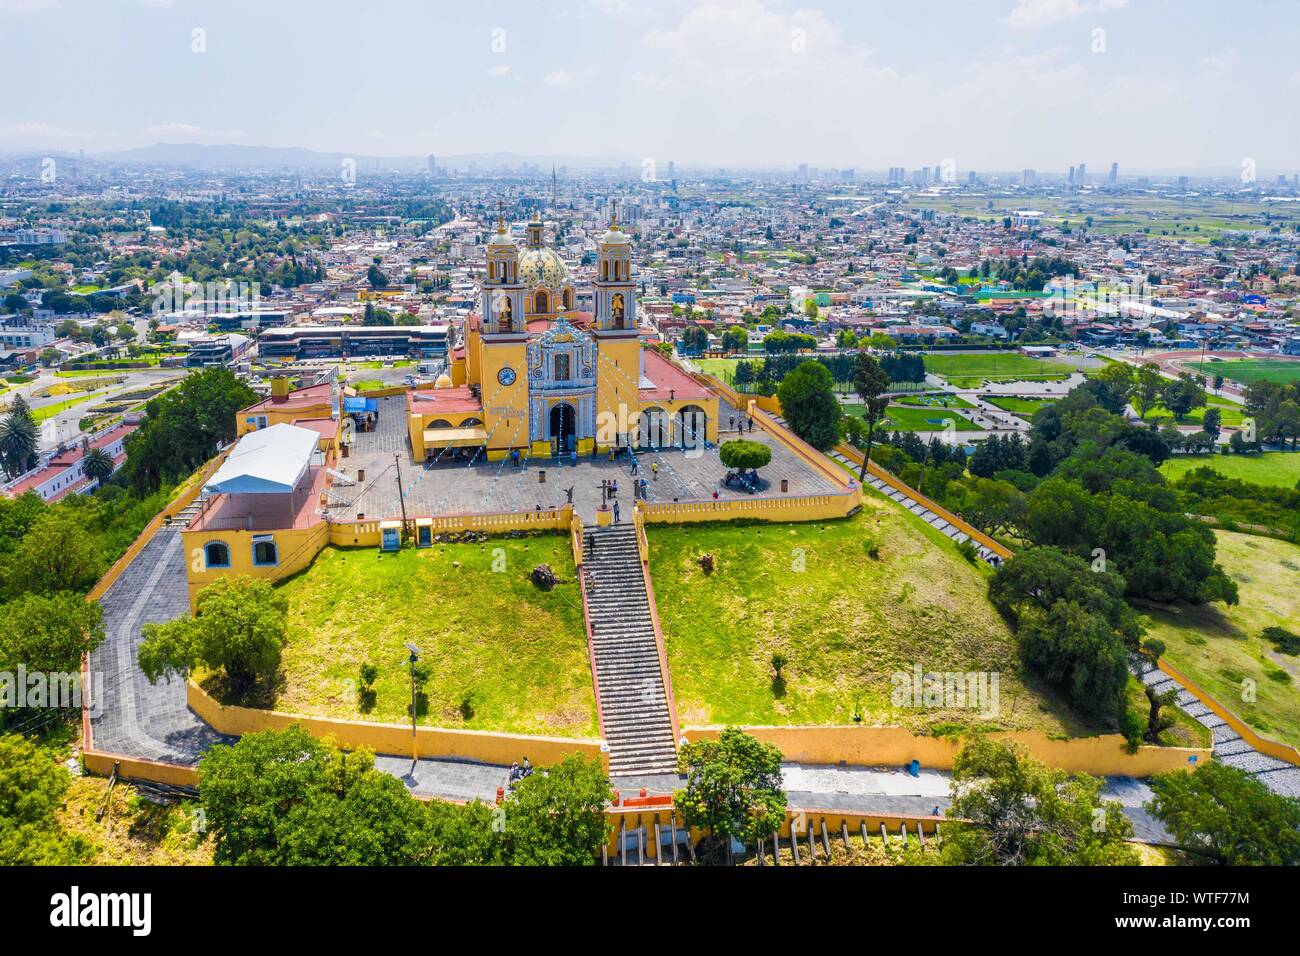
left=196, top=725, right=435, bottom=865
left=941, top=737, right=1137, bottom=865
left=138, top=576, right=288, bottom=692
left=366, top=264, right=389, bottom=289
left=122, top=368, right=256, bottom=494
left=718, top=439, right=772, bottom=472
left=1162, top=376, right=1206, bottom=421
left=1201, top=406, right=1221, bottom=440
left=0, top=734, right=92, bottom=865
left=720, top=326, right=749, bottom=353
left=0, top=592, right=105, bottom=682
left=989, top=546, right=1141, bottom=723
left=0, top=399, right=37, bottom=479
left=7, top=509, right=104, bottom=596
left=1135, top=363, right=1163, bottom=419
left=674, top=727, right=787, bottom=864
left=776, top=360, right=840, bottom=451
left=501, top=754, right=612, bottom=866
left=851, top=352, right=891, bottom=481
left=82, top=446, right=115, bottom=486
left=1147, top=762, right=1300, bottom=865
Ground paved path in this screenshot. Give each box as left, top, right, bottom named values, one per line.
left=86, top=521, right=514, bottom=802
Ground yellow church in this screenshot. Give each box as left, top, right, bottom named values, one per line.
left=408, top=207, right=718, bottom=462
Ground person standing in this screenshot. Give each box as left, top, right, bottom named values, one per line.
left=652, top=461, right=659, bottom=480
left=613, top=500, right=621, bottom=523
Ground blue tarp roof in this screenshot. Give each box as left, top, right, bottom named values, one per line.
left=343, top=396, right=378, bottom=413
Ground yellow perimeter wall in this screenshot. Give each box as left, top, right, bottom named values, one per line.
left=683, top=725, right=1209, bottom=777
left=188, top=680, right=604, bottom=770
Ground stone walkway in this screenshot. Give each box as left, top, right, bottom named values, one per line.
left=1136, top=658, right=1300, bottom=798
left=326, top=396, right=837, bottom=523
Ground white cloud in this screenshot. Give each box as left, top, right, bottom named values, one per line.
left=1198, top=47, right=1238, bottom=74
left=1005, top=0, right=1128, bottom=30
left=143, top=123, right=248, bottom=143
left=0, top=0, right=60, bottom=14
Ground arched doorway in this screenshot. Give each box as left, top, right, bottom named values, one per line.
left=677, top=405, right=707, bottom=449
left=637, top=407, right=669, bottom=449
left=549, top=402, right=577, bottom=451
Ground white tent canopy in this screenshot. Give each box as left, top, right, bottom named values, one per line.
left=205, top=423, right=319, bottom=495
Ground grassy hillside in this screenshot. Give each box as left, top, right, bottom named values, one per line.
left=1142, top=531, right=1300, bottom=746
left=1160, top=451, right=1300, bottom=490
left=268, top=535, right=598, bottom=737
left=649, top=495, right=1088, bottom=735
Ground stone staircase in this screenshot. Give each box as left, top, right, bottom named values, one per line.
left=582, top=523, right=678, bottom=777
left=1134, top=657, right=1300, bottom=797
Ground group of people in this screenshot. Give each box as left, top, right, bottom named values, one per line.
left=507, top=757, right=533, bottom=788
left=727, top=414, right=755, bottom=433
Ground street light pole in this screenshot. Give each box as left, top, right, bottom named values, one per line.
left=405, top=642, right=421, bottom=767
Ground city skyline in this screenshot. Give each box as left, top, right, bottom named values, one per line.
left=1, top=0, right=1297, bottom=172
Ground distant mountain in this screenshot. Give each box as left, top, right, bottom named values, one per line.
left=92, top=143, right=636, bottom=172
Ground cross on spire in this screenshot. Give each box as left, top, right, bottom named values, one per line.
left=610, top=198, right=618, bottom=227
left=496, top=199, right=505, bottom=231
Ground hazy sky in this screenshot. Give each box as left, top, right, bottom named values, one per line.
left=2, top=0, right=1297, bottom=173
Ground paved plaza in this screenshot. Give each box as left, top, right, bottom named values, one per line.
left=323, top=394, right=842, bottom=523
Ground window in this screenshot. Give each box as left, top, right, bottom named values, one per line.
left=553, top=353, right=571, bottom=381
left=252, top=537, right=278, bottom=566
left=204, top=541, right=230, bottom=568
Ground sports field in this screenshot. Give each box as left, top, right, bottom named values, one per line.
left=922, top=352, right=1075, bottom=387
left=1211, top=359, right=1300, bottom=386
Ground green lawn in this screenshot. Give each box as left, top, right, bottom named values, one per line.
left=985, top=395, right=1056, bottom=417
left=1142, top=531, right=1300, bottom=747
left=1211, top=358, right=1300, bottom=386
left=923, top=352, right=1075, bottom=387
left=1138, top=397, right=1245, bottom=429
left=649, top=503, right=1089, bottom=735
left=843, top=402, right=980, bottom=432
left=893, top=393, right=976, bottom=409
left=267, top=536, right=598, bottom=737
left=27, top=393, right=98, bottom=423
left=352, top=378, right=387, bottom=391
left=1160, top=451, right=1300, bottom=489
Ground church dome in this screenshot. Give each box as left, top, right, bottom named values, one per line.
left=518, top=246, right=570, bottom=289
left=600, top=223, right=630, bottom=246
left=488, top=227, right=516, bottom=249
left=434, top=371, right=453, bottom=389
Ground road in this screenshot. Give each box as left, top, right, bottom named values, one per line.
left=5, top=367, right=186, bottom=452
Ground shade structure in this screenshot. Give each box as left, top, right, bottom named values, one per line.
left=421, top=426, right=489, bottom=448
left=206, top=423, right=319, bottom=495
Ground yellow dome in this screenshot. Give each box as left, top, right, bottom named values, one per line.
left=518, top=246, right=570, bottom=289
left=434, top=372, right=453, bottom=389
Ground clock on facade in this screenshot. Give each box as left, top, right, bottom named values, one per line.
left=497, top=366, right=517, bottom=386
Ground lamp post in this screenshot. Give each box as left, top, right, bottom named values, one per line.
left=405, top=642, right=421, bottom=766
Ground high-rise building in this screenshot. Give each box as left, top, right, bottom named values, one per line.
left=1023, top=168, right=1037, bottom=187
left=667, top=160, right=674, bottom=181
left=427, top=154, right=436, bottom=176
left=1178, top=175, right=1190, bottom=190
left=797, top=163, right=809, bottom=181
left=1108, top=161, right=1118, bottom=184
left=1068, top=165, right=1075, bottom=186
left=1077, top=163, right=1087, bottom=184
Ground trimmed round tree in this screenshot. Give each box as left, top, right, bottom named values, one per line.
left=718, top=438, right=772, bottom=473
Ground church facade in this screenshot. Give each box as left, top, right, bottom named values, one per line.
left=408, top=208, right=718, bottom=462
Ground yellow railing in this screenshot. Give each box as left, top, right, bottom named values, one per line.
left=639, top=492, right=855, bottom=524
